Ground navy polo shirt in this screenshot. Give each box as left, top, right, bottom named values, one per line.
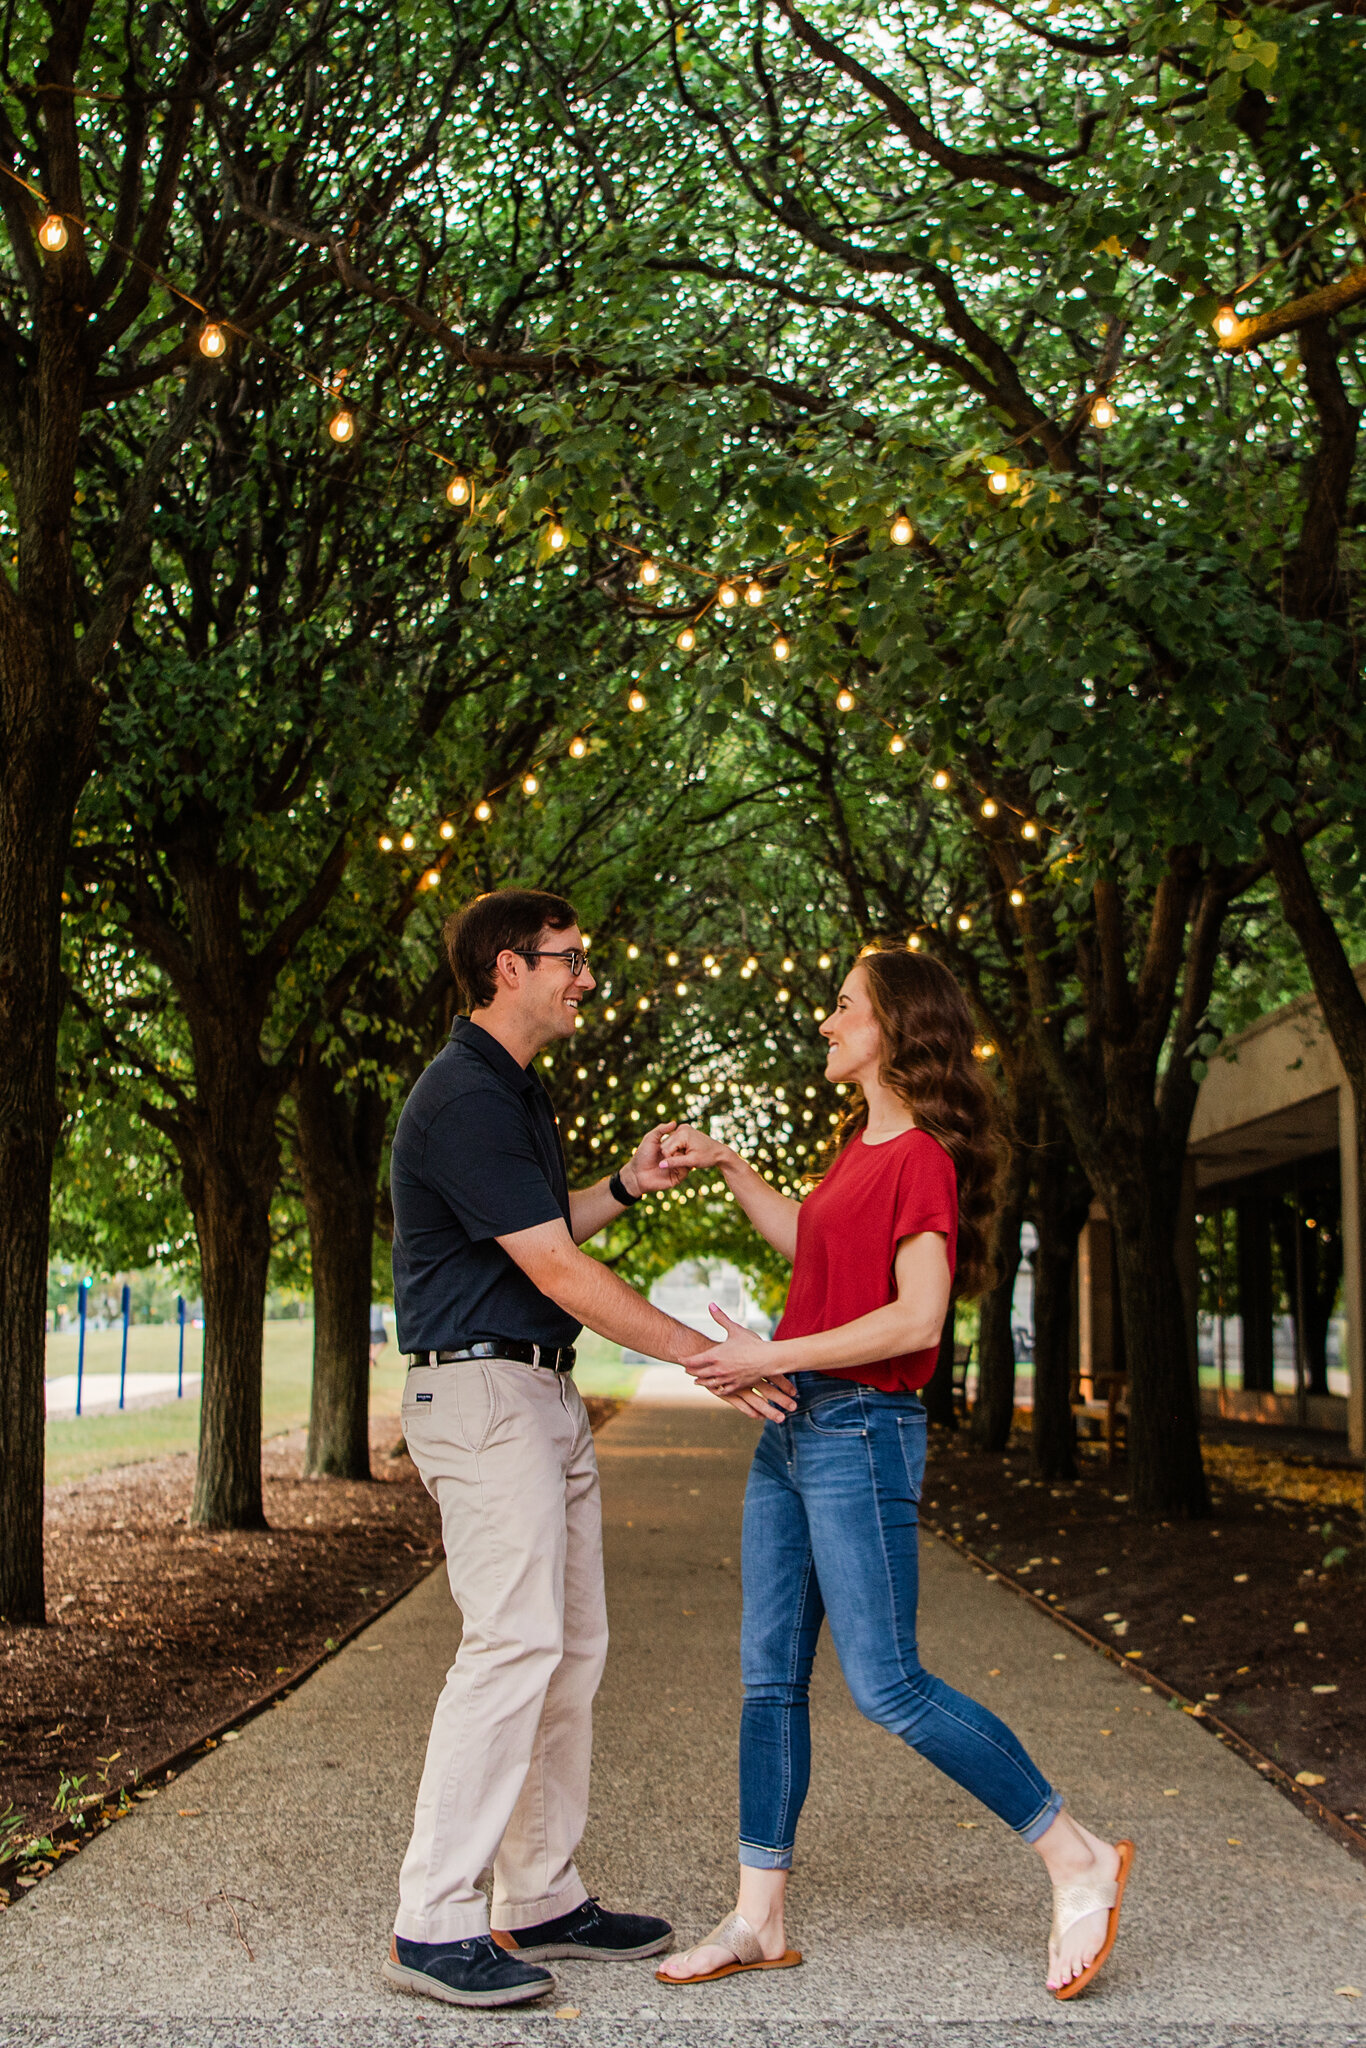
left=390, top=1017, right=580, bottom=1353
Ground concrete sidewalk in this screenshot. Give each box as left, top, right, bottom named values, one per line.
left=3, top=1393, right=1365, bottom=2048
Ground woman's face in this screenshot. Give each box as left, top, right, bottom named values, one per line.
left=819, top=964, right=883, bottom=1087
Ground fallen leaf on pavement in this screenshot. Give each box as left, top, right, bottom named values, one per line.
left=555, top=2007, right=581, bottom=2018
left=1295, top=1770, right=1326, bottom=1787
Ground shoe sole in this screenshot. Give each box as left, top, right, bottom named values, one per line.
left=510, top=1932, right=673, bottom=1962
left=381, top=1958, right=556, bottom=2008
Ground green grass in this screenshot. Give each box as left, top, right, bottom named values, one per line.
left=44, top=1322, right=635, bottom=1484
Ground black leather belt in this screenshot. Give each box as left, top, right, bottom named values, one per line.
left=406, top=1340, right=577, bottom=1375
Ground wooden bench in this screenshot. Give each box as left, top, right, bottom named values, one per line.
left=1073, top=1370, right=1128, bottom=1466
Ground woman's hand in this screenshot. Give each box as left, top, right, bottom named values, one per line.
left=623, top=1121, right=689, bottom=1194
left=683, top=1305, right=796, bottom=1406
left=660, top=1124, right=737, bottom=1175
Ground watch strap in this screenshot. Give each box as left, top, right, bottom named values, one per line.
left=609, top=1169, right=643, bottom=1207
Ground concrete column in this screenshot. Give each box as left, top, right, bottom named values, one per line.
left=1077, top=1201, right=1115, bottom=1396
left=1175, top=1160, right=1200, bottom=1399
left=1339, top=1084, right=1364, bottom=1458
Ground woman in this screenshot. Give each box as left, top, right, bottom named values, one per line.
left=656, top=949, right=1133, bottom=2000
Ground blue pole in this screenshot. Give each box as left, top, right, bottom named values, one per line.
left=119, top=1283, right=131, bottom=1410
left=177, top=1294, right=185, bottom=1397
left=76, top=1282, right=89, bottom=1417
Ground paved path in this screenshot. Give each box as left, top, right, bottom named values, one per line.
left=44, top=1371, right=202, bottom=1418
left=3, top=1392, right=1365, bottom=2048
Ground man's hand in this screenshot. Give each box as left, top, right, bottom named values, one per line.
left=660, top=1123, right=735, bottom=1174
left=683, top=1305, right=797, bottom=1410
left=622, top=1120, right=690, bottom=1196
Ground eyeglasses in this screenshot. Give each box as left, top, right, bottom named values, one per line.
left=499, top=947, right=589, bottom=977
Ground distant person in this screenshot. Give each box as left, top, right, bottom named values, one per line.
left=368, top=1304, right=389, bottom=1368
left=384, top=888, right=793, bottom=2010
left=658, top=950, right=1133, bottom=2001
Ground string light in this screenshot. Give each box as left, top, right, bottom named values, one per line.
left=198, top=322, right=226, bottom=359
left=1091, top=393, right=1116, bottom=429
left=932, top=769, right=951, bottom=790
left=957, top=913, right=973, bottom=932
left=439, top=820, right=455, bottom=839
left=987, top=471, right=1011, bottom=496
left=1214, top=305, right=1239, bottom=341
left=37, top=213, right=67, bottom=251
left=628, top=687, right=647, bottom=712
left=377, top=834, right=393, bottom=852
left=745, top=580, right=765, bottom=606
left=475, top=800, right=492, bottom=822
left=1022, top=821, right=1038, bottom=840
left=981, top=798, right=998, bottom=818
left=890, top=513, right=913, bottom=545
left=627, top=943, right=640, bottom=959
left=667, top=951, right=680, bottom=966
left=776, top=988, right=790, bottom=1003
left=675, top=981, right=688, bottom=996
left=709, top=962, right=722, bottom=977
left=782, top=956, right=795, bottom=972
left=819, top=953, right=832, bottom=969
left=548, top=521, right=567, bottom=550
left=704, top=955, right=715, bottom=967
left=772, top=634, right=790, bottom=661
left=445, top=474, right=470, bottom=506
left=677, top=626, right=697, bottom=651
left=568, top=735, right=587, bottom=758
left=977, top=1040, right=996, bottom=1060
left=422, top=868, right=441, bottom=889
left=329, top=409, right=356, bottom=443
left=637, top=996, right=650, bottom=1011
left=400, top=831, right=416, bottom=852
left=744, top=956, right=758, bottom=972
left=836, top=687, right=855, bottom=711
left=639, top=556, right=660, bottom=586
left=718, top=582, right=739, bottom=608
left=1009, top=888, right=1025, bottom=907
left=522, top=774, right=539, bottom=795
left=889, top=734, right=905, bottom=754
left=907, top=934, right=922, bottom=950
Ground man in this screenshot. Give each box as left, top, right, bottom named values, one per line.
left=384, top=887, right=790, bottom=2010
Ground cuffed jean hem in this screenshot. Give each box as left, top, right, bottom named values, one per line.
left=1016, top=1788, right=1065, bottom=1845
left=738, top=1840, right=793, bottom=1870
left=393, top=1902, right=491, bottom=1944
left=493, top=1876, right=590, bottom=1932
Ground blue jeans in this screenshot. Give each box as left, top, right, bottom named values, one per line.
left=738, top=1374, right=1062, bottom=1869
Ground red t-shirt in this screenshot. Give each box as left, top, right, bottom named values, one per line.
left=773, top=1128, right=957, bottom=1392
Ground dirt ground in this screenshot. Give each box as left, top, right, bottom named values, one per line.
left=1, top=1400, right=618, bottom=1877
left=921, top=1421, right=1366, bottom=1826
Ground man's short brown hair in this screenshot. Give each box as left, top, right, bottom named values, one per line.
left=444, top=888, right=579, bottom=1011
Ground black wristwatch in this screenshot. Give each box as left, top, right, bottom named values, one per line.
left=609, top=1169, right=643, bottom=1207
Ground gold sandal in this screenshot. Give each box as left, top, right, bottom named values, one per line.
left=656, top=1910, right=803, bottom=1986
left=1051, top=1838, right=1135, bottom=2001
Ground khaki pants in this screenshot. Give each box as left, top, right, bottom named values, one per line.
left=394, top=1357, right=608, bottom=1943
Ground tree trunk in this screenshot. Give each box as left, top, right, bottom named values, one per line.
left=1106, top=1174, right=1209, bottom=1517
left=1029, top=1118, right=1090, bottom=1483
left=0, top=751, right=91, bottom=1620
left=294, top=1048, right=387, bottom=1480
left=970, top=1141, right=1029, bottom=1453
left=191, top=1157, right=273, bottom=1529
left=922, top=1307, right=957, bottom=1429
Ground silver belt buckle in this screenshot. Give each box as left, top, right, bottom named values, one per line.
left=530, top=1342, right=544, bottom=1370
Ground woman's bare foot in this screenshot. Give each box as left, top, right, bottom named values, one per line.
left=657, top=1869, right=789, bottom=1983
left=1032, top=1812, right=1122, bottom=1993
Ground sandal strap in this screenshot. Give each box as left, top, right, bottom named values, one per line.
left=701, top=1911, right=764, bottom=1967
left=1051, top=1878, right=1118, bottom=1941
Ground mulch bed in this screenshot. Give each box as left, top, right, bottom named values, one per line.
left=0, top=1399, right=618, bottom=1890
left=921, top=1421, right=1366, bottom=1830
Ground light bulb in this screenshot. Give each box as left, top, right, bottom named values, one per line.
left=445, top=474, right=470, bottom=506
left=813, top=1007, right=826, bottom=1021
left=569, top=735, right=587, bottom=758
left=776, top=988, right=790, bottom=1003
left=981, top=798, right=998, bottom=818
left=423, top=868, right=441, bottom=889
left=198, top=322, right=227, bottom=359
left=627, top=943, right=640, bottom=959
left=890, top=514, right=913, bottom=545
left=676, top=981, right=688, bottom=996
left=548, top=521, right=567, bottom=550
left=718, top=581, right=738, bottom=608
left=836, top=687, right=855, bottom=711
left=1091, top=393, right=1116, bottom=428
left=604, top=1005, right=617, bottom=1020
left=439, top=820, right=455, bottom=839
left=639, top=556, right=660, bottom=585
left=745, top=956, right=758, bottom=971
left=987, top=471, right=1010, bottom=495
left=637, top=996, right=650, bottom=1011
left=677, top=626, right=696, bottom=651
left=1022, top=821, right=1038, bottom=840
left=522, top=774, right=539, bottom=795
left=907, top=934, right=922, bottom=951
left=377, top=834, right=393, bottom=852
left=704, top=955, right=715, bottom=967
left=889, top=734, right=905, bottom=754
left=978, top=1041, right=996, bottom=1059
left=38, top=214, right=67, bottom=251
left=400, top=831, right=416, bottom=852
left=475, top=800, right=492, bottom=822
left=957, top=913, right=973, bottom=932
left=628, top=688, right=647, bottom=712
left=667, top=952, right=680, bottom=966
left=329, top=409, right=356, bottom=443
left=745, top=580, right=764, bottom=606
left=819, top=954, right=831, bottom=969
left=1214, top=305, right=1239, bottom=341
left=709, top=963, right=721, bottom=977
left=1009, top=888, right=1025, bottom=907
left=772, top=634, right=790, bottom=661
left=782, top=956, right=795, bottom=972
left=932, top=769, right=951, bottom=790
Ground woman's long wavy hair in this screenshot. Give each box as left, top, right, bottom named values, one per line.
left=825, top=949, right=1003, bottom=1298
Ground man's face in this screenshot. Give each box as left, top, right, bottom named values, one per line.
left=518, top=923, right=596, bottom=1045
